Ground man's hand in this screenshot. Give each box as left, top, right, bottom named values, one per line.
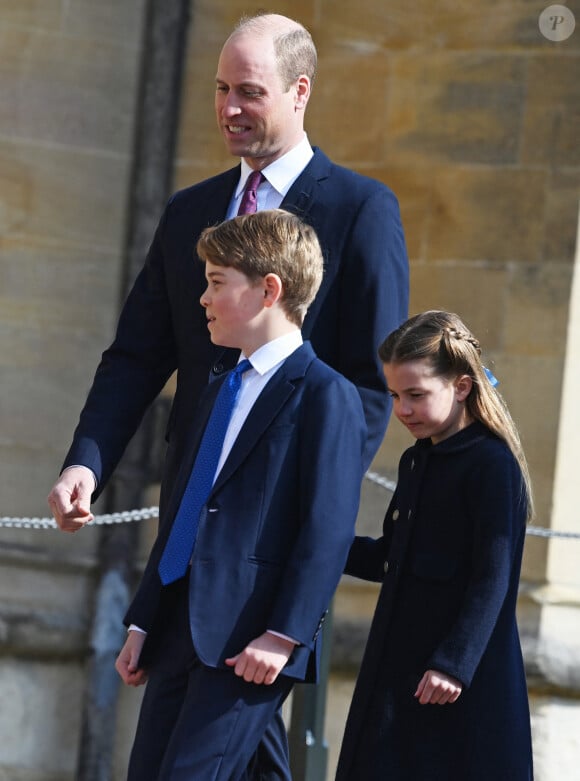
left=415, top=669, right=463, bottom=705
left=115, top=630, right=148, bottom=687
left=225, top=632, right=295, bottom=685
left=47, top=466, right=95, bottom=532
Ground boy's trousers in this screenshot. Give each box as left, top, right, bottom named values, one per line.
left=127, top=576, right=294, bottom=781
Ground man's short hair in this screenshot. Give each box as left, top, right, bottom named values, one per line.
left=233, top=13, right=317, bottom=89
left=197, top=209, right=324, bottom=326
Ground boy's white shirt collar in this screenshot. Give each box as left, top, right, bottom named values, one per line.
left=241, top=330, right=303, bottom=376
left=236, top=135, right=313, bottom=199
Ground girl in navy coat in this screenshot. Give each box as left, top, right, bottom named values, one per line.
left=336, top=310, right=534, bottom=781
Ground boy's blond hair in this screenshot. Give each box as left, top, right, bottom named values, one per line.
left=197, top=209, right=324, bottom=327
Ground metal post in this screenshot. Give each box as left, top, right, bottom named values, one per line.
left=288, top=604, right=334, bottom=781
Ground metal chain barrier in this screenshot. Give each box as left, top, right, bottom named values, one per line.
left=1, top=471, right=579, bottom=538
left=0, top=507, right=159, bottom=530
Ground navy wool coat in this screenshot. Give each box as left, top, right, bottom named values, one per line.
left=336, top=421, right=533, bottom=781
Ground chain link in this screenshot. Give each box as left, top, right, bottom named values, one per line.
left=0, top=507, right=159, bottom=530
left=1, top=473, right=579, bottom=538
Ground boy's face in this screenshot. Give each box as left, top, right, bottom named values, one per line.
left=200, top=261, right=266, bottom=353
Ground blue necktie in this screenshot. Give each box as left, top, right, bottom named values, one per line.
left=158, top=359, right=252, bottom=585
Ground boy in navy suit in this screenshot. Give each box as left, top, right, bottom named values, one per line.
left=114, top=209, right=367, bottom=780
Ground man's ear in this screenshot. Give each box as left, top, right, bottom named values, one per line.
left=455, top=374, right=473, bottom=402
left=263, top=273, right=283, bottom=307
left=294, top=75, right=311, bottom=110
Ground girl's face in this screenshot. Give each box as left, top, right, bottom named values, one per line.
left=383, top=359, right=473, bottom=444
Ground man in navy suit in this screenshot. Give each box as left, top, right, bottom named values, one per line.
left=113, top=209, right=367, bottom=779
left=47, top=12, right=408, bottom=526
left=47, top=10, right=408, bottom=779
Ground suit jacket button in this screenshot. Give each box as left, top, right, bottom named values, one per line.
left=392, top=509, right=399, bottom=520
left=213, top=363, right=224, bottom=374
left=384, top=560, right=389, bottom=574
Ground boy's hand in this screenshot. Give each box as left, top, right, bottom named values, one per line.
left=414, top=669, right=463, bottom=705
left=225, top=632, right=295, bottom=685
left=115, top=630, right=148, bottom=687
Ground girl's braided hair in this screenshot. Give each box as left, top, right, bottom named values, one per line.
left=379, top=310, right=533, bottom=521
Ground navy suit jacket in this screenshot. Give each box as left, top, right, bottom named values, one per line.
left=63, top=147, right=408, bottom=492
left=124, top=343, right=367, bottom=683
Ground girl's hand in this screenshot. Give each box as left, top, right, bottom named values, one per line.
left=414, top=669, right=463, bottom=705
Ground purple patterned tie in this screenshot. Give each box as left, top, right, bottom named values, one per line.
left=158, top=359, right=252, bottom=585
left=237, top=170, right=265, bottom=215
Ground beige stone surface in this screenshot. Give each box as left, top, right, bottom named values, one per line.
left=544, top=171, right=580, bottom=262
left=316, top=0, right=557, bottom=50
left=0, top=660, right=84, bottom=777
left=1, top=0, right=580, bottom=777
left=386, top=52, right=526, bottom=166
left=0, top=27, right=141, bottom=153
left=0, top=0, right=62, bottom=30
left=522, top=54, right=580, bottom=168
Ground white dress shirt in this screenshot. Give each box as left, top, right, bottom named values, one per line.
left=214, top=330, right=303, bottom=479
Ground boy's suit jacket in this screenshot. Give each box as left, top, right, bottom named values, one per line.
left=124, top=342, right=367, bottom=683
left=62, top=147, right=408, bottom=492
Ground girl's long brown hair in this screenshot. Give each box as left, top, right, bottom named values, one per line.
left=379, top=310, right=534, bottom=521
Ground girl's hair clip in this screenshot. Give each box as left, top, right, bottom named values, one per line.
left=483, top=366, right=499, bottom=387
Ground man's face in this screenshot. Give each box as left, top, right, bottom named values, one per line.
left=215, top=32, right=308, bottom=168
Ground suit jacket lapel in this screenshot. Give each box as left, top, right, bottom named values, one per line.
left=281, top=147, right=330, bottom=223
left=211, top=344, right=315, bottom=494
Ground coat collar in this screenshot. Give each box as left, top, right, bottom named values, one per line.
left=414, top=420, right=492, bottom=457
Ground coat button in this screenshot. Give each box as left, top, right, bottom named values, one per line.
left=212, top=363, right=224, bottom=374
left=392, top=509, right=399, bottom=520
left=384, top=560, right=389, bottom=574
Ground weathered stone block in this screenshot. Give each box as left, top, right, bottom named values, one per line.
left=410, top=260, right=507, bottom=349
left=425, top=166, right=546, bottom=262
left=0, top=0, right=62, bottom=30
left=0, top=659, right=84, bottom=778
left=386, top=52, right=526, bottom=166
left=504, top=263, right=572, bottom=357
left=308, top=52, right=390, bottom=163
left=0, top=28, right=141, bottom=153
left=0, top=140, right=130, bottom=248
left=543, top=172, right=580, bottom=263
left=63, top=0, right=146, bottom=45
left=317, top=0, right=556, bottom=50
left=521, top=55, right=580, bottom=169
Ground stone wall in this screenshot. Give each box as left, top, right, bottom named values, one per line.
left=0, top=2, right=147, bottom=779
left=0, top=1, right=579, bottom=778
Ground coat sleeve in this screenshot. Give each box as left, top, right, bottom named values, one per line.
left=266, top=375, right=367, bottom=648
left=427, top=448, right=527, bottom=687
left=62, top=203, right=178, bottom=493
left=337, top=182, right=409, bottom=468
